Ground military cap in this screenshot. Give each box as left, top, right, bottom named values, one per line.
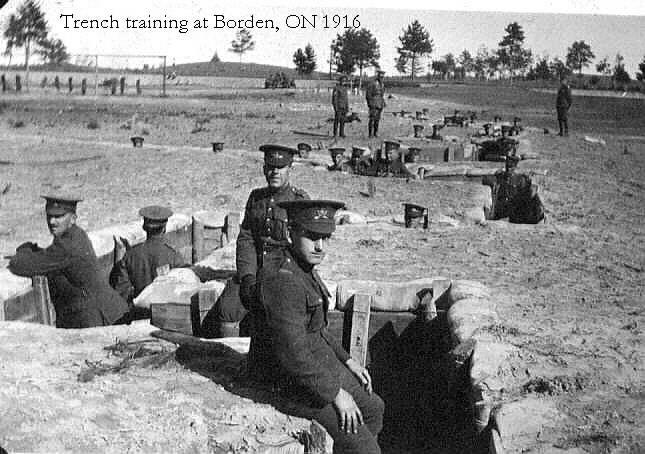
left=404, top=203, right=427, bottom=218
left=41, top=194, right=83, bottom=216
left=337, top=74, right=348, bottom=81
left=329, top=147, right=346, bottom=157
left=376, top=69, right=385, bottom=75
left=259, top=144, right=298, bottom=168
left=403, top=203, right=428, bottom=228
left=278, top=199, right=345, bottom=235
left=139, top=205, right=173, bottom=227
left=351, top=146, right=368, bottom=159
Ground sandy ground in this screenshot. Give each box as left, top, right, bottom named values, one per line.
left=0, top=84, right=643, bottom=453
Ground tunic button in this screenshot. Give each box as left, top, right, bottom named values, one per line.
left=318, top=298, right=322, bottom=303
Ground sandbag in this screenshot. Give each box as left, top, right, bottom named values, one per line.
left=447, top=297, right=497, bottom=343
left=133, top=268, right=222, bottom=309
left=334, top=210, right=367, bottom=225
left=448, top=280, right=491, bottom=305
left=336, top=277, right=448, bottom=312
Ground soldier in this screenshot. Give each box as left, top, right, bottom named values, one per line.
left=200, top=144, right=309, bottom=338
left=249, top=199, right=384, bottom=454
left=365, top=70, right=386, bottom=138
left=8, top=195, right=129, bottom=328
left=110, top=205, right=188, bottom=320
left=332, top=75, right=349, bottom=138
left=556, top=75, right=572, bottom=137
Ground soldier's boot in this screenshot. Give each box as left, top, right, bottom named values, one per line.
left=558, top=120, right=564, bottom=136
left=333, top=119, right=339, bottom=137
left=339, top=120, right=346, bottom=138
left=373, top=118, right=380, bottom=137
left=218, top=321, right=240, bottom=338
left=368, top=119, right=374, bottom=138
left=563, top=120, right=569, bottom=137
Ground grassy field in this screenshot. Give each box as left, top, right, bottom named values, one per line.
left=0, top=81, right=643, bottom=452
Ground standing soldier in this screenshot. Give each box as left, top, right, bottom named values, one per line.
left=249, top=199, right=384, bottom=454
left=110, top=205, right=188, bottom=320
left=200, top=144, right=309, bottom=338
left=556, top=75, right=572, bottom=137
left=365, top=69, right=386, bottom=138
left=8, top=195, right=129, bottom=328
left=332, top=75, right=349, bottom=138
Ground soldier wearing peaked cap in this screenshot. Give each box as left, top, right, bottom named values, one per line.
left=8, top=195, right=129, bottom=328
left=199, top=144, right=309, bottom=338
left=249, top=199, right=384, bottom=454
left=110, top=205, right=188, bottom=320
left=332, top=75, right=349, bottom=138
left=365, top=70, right=386, bottom=138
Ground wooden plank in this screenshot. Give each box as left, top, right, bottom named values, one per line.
left=327, top=310, right=418, bottom=365
left=151, top=303, right=193, bottom=335
left=349, top=294, right=372, bottom=366
left=224, top=212, right=240, bottom=244
left=32, top=276, right=55, bottom=326
left=4, top=287, right=42, bottom=323
left=166, top=222, right=193, bottom=265
left=192, top=216, right=204, bottom=263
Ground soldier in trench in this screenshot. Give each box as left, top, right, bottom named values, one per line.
left=8, top=195, right=129, bottom=328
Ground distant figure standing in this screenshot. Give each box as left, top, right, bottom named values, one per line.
left=365, top=70, right=386, bottom=138
left=332, top=75, right=349, bottom=138
left=556, top=75, right=572, bottom=137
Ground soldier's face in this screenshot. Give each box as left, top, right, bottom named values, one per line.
left=264, top=164, right=291, bottom=189
left=47, top=212, right=76, bottom=237
left=290, top=227, right=331, bottom=266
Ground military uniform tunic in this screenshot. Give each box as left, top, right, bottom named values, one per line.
left=199, top=183, right=309, bottom=337
left=250, top=249, right=384, bottom=454
left=332, top=84, right=349, bottom=137
left=236, top=183, right=309, bottom=288
left=365, top=79, right=385, bottom=110
left=556, top=82, right=572, bottom=120
left=110, top=236, right=187, bottom=303
left=8, top=224, right=129, bottom=328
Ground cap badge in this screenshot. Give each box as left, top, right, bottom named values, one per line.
left=312, top=208, right=329, bottom=220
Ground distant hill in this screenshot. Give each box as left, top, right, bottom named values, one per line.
left=2, top=60, right=331, bottom=80
left=172, top=61, right=329, bottom=79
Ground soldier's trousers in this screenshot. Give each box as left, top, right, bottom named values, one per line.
left=200, top=277, right=251, bottom=337
left=334, top=109, right=347, bottom=137
left=368, top=107, right=382, bottom=137
left=557, top=107, right=569, bottom=135
left=285, top=367, right=384, bottom=454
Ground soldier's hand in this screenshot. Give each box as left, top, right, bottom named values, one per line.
left=345, top=358, right=373, bottom=394
left=333, top=388, right=363, bottom=434
left=239, top=274, right=257, bottom=308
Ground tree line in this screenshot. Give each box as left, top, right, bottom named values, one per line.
left=290, top=20, right=645, bottom=86
left=4, top=1, right=645, bottom=86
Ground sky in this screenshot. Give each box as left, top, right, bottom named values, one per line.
left=0, top=0, right=644, bottom=76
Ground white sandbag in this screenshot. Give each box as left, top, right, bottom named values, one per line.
left=448, top=280, right=492, bottom=305
left=336, top=277, right=448, bottom=312
left=133, top=268, right=210, bottom=309
left=335, top=210, right=368, bottom=225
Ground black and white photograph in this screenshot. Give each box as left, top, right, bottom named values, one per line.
left=0, top=0, right=643, bottom=452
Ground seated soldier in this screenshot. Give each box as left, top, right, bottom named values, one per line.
left=249, top=199, right=384, bottom=454
left=110, top=205, right=188, bottom=320
left=8, top=195, right=129, bottom=328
